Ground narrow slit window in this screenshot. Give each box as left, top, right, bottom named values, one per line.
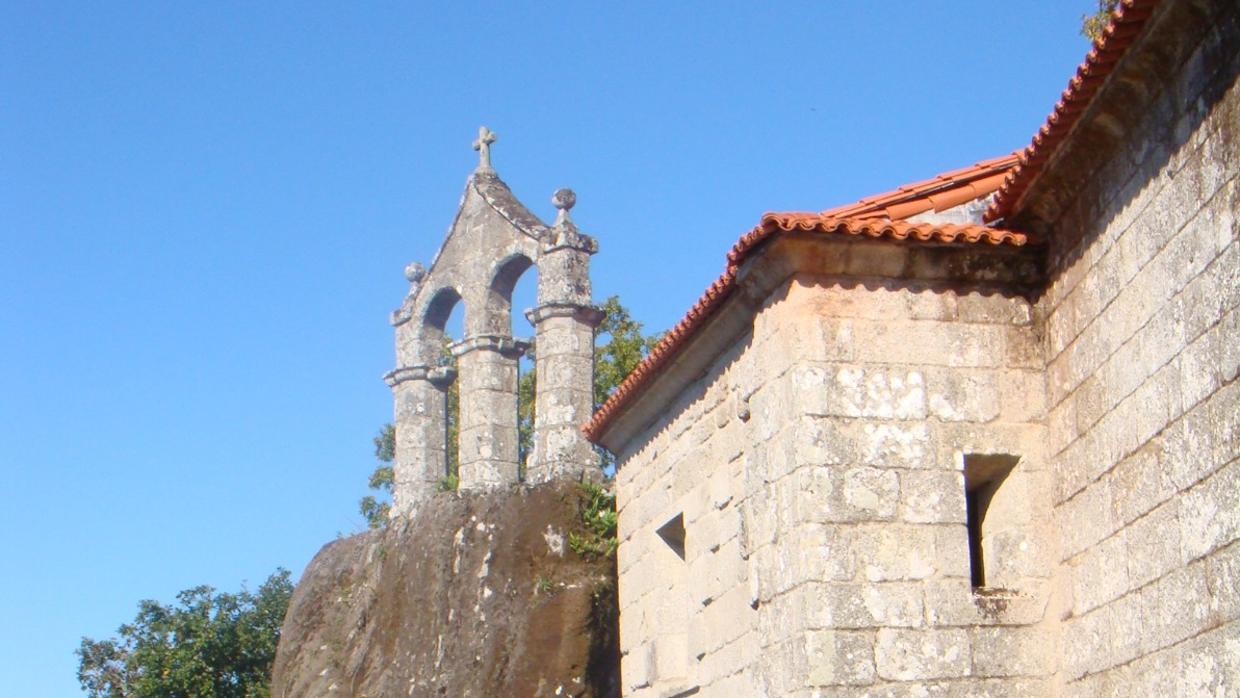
left=963, top=454, right=1020, bottom=588
left=657, top=513, right=686, bottom=560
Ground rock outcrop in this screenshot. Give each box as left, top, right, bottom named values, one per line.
left=272, top=480, right=619, bottom=697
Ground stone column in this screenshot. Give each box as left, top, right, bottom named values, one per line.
left=526, top=188, right=602, bottom=483
left=451, top=335, right=527, bottom=489
left=387, top=262, right=458, bottom=517
left=385, top=364, right=455, bottom=515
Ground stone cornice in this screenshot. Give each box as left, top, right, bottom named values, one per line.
left=543, top=225, right=599, bottom=255
left=449, top=334, right=530, bottom=359
left=525, top=302, right=605, bottom=327
left=384, top=364, right=457, bottom=388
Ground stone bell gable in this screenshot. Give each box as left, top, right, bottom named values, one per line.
left=385, top=127, right=602, bottom=516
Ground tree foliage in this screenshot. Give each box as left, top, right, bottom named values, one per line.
left=1081, top=0, right=1120, bottom=41
left=592, top=295, right=662, bottom=411
left=359, top=424, right=395, bottom=528
left=76, top=569, right=293, bottom=698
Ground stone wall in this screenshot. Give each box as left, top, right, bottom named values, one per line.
left=613, top=309, right=760, bottom=696
left=610, top=2, right=1239, bottom=692
left=1036, top=3, right=1240, bottom=693
left=614, top=238, right=1053, bottom=696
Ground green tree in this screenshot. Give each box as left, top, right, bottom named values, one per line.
left=1081, top=0, right=1120, bottom=41
left=592, top=296, right=662, bottom=411
left=76, top=569, right=293, bottom=698
left=359, top=424, right=395, bottom=527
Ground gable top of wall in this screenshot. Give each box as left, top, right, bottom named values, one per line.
left=582, top=0, right=1176, bottom=448
left=985, top=0, right=1162, bottom=224
left=464, top=170, right=550, bottom=241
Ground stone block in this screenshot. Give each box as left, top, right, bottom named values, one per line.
left=874, top=628, right=971, bottom=681
left=797, top=364, right=927, bottom=420
left=926, top=368, right=1002, bottom=423
left=854, top=524, right=940, bottom=582
left=997, top=370, right=1045, bottom=424
left=1057, top=481, right=1115, bottom=560
left=1179, top=459, right=1240, bottom=563
left=622, top=643, right=655, bottom=692
left=1206, top=541, right=1240, bottom=623
left=1062, top=607, right=1113, bottom=680
left=1140, top=562, right=1213, bottom=657
left=923, top=579, right=1048, bottom=627
left=804, top=629, right=877, bottom=687
left=1176, top=621, right=1240, bottom=697
left=1071, top=531, right=1131, bottom=615
left=1124, top=500, right=1182, bottom=589
left=954, top=291, right=1033, bottom=326
left=855, top=320, right=1011, bottom=369
left=802, top=581, right=924, bottom=629
left=933, top=524, right=974, bottom=581
left=900, top=470, right=966, bottom=524
left=839, top=466, right=901, bottom=521
left=1109, top=445, right=1175, bottom=526
left=983, top=526, right=1052, bottom=588
left=969, top=626, right=1053, bottom=678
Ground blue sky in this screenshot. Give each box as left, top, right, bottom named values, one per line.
left=2, top=2, right=1093, bottom=694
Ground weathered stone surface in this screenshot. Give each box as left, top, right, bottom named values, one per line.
left=271, top=481, right=618, bottom=698
left=874, top=628, right=971, bottom=681
left=387, top=140, right=601, bottom=512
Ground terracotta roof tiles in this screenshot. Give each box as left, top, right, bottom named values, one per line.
left=823, top=153, right=1019, bottom=221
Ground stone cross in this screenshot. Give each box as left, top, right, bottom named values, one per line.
left=473, top=126, right=497, bottom=172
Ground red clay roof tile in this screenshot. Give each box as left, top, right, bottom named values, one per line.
left=822, top=152, right=1020, bottom=220
left=984, top=0, right=1161, bottom=221
left=582, top=211, right=1029, bottom=444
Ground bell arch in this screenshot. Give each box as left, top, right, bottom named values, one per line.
left=385, top=128, right=601, bottom=517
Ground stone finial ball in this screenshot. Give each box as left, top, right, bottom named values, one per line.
left=552, top=188, right=576, bottom=211
left=404, top=262, right=426, bottom=283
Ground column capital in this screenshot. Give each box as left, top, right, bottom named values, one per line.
left=525, top=302, right=605, bottom=327
left=449, top=334, right=530, bottom=359
left=543, top=227, right=598, bottom=254
left=384, top=364, right=457, bottom=388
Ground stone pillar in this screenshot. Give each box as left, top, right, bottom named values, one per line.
left=451, top=335, right=527, bottom=489
left=387, top=262, right=458, bottom=516
left=526, top=188, right=602, bottom=483
left=385, top=364, right=455, bottom=515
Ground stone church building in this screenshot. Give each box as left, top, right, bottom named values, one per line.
left=382, top=0, right=1236, bottom=694
left=579, top=0, right=1239, bottom=695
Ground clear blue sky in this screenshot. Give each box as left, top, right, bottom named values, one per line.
left=3, top=2, right=1093, bottom=694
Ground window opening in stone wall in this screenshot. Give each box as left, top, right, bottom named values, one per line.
left=657, top=513, right=686, bottom=560
left=653, top=511, right=690, bottom=686
left=963, top=453, right=1020, bottom=588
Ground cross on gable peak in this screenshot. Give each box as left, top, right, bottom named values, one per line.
left=473, top=126, right=498, bottom=172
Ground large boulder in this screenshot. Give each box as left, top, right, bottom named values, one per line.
left=271, top=480, right=619, bottom=697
